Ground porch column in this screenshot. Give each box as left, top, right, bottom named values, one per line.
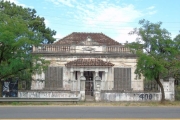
left=80, top=70, right=86, bottom=101
left=70, top=69, right=74, bottom=91
left=94, top=71, right=98, bottom=89
left=94, top=70, right=101, bottom=101
left=104, top=70, right=108, bottom=90
left=95, top=76, right=101, bottom=102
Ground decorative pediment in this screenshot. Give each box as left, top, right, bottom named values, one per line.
left=82, top=46, right=95, bottom=51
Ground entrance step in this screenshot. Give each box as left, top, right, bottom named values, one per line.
left=85, top=95, right=94, bottom=101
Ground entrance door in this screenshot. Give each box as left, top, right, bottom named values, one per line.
left=84, top=71, right=93, bottom=96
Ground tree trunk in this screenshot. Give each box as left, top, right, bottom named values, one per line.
left=0, top=80, right=2, bottom=97
left=155, top=78, right=165, bottom=102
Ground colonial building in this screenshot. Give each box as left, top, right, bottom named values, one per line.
left=29, top=32, right=143, bottom=100
left=18, top=32, right=174, bottom=101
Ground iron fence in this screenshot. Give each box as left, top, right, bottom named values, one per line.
left=1, top=79, right=161, bottom=97
left=13, top=80, right=160, bottom=92
left=175, top=80, right=180, bottom=101
left=144, top=80, right=159, bottom=92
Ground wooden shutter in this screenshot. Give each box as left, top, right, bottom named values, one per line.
left=114, top=68, right=131, bottom=91
left=45, top=67, right=63, bottom=89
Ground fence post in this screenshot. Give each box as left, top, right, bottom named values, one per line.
left=169, top=77, right=175, bottom=101
left=95, top=76, right=101, bottom=102
left=160, top=77, right=175, bottom=101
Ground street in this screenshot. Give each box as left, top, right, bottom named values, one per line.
left=0, top=106, right=180, bottom=119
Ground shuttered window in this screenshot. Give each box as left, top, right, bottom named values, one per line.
left=45, top=67, right=63, bottom=89
left=114, top=68, right=131, bottom=91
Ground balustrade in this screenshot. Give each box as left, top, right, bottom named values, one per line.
left=33, top=45, right=72, bottom=53
left=106, top=46, right=130, bottom=53
left=33, top=45, right=130, bottom=53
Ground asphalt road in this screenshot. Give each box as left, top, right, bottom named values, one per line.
left=0, top=106, right=180, bottom=119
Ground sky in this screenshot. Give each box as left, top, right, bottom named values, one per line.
left=4, top=0, right=180, bottom=44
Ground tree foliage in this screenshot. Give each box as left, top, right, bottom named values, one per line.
left=0, top=0, right=56, bottom=44
left=128, top=19, right=180, bottom=101
left=0, top=1, right=56, bottom=81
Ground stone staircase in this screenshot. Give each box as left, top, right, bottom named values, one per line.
left=85, top=95, right=94, bottom=101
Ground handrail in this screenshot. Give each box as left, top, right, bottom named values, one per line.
left=0, top=97, right=79, bottom=102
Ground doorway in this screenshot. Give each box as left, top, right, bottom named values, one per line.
left=84, top=71, right=93, bottom=96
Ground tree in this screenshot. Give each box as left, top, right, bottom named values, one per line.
left=128, top=19, right=180, bottom=102
left=173, top=34, right=180, bottom=85
left=0, top=1, right=56, bottom=44
left=0, top=1, right=56, bottom=93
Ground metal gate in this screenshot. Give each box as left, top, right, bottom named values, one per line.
left=85, top=80, right=93, bottom=95
left=175, top=79, right=180, bottom=101
left=84, top=71, right=94, bottom=96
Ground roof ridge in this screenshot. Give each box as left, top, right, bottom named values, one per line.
left=72, top=32, right=103, bottom=34
left=101, top=33, right=120, bottom=44
left=53, top=32, right=73, bottom=44
left=65, top=58, right=114, bottom=67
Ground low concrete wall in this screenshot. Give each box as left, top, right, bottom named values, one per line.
left=101, top=91, right=174, bottom=101
left=18, top=90, right=80, bottom=98
left=101, top=78, right=175, bottom=102
left=17, top=78, right=174, bottom=102
left=101, top=92, right=160, bottom=101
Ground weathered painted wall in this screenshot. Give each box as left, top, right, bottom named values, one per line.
left=101, top=91, right=174, bottom=101
left=100, top=78, right=175, bottom=101
left=18, top=91, right=79, bottom=98
left=18, top=78, right=174, bottom=101
left=101, top=92, right=161, bottom=101
left=31, top=56, right=141, bottom=92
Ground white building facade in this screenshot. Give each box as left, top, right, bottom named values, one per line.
left=18, top=32, right=174, bottom=101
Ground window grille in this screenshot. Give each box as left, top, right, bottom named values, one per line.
left=114, top=68, right=131, bottom=91
left=45, top=67, right=63, bottom=89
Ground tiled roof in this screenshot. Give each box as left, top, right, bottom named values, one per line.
left=65, top=58, right=114, bottom=67
left=54, top=32, right=121, bottom=46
